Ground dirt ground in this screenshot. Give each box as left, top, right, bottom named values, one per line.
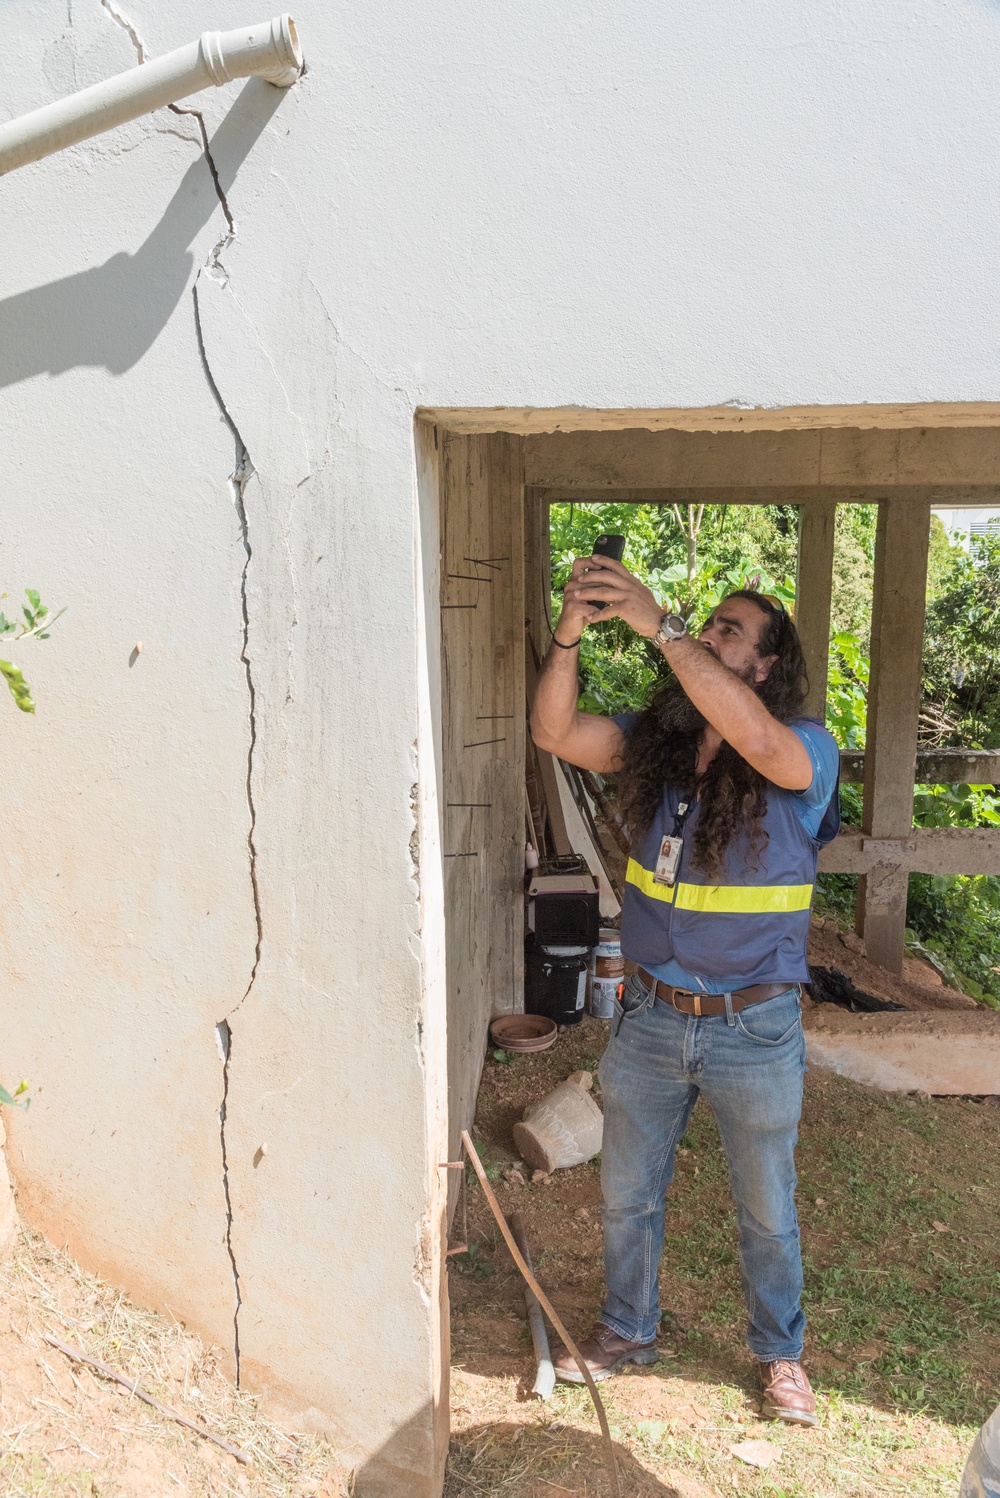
left=0, top=1230, right=352, bottom=1497
left=447, top=1011, right=1000, bottom=1498
left=0, top=918, right=992, bottom=1498
left=806, top=917, right=979, bottom=1014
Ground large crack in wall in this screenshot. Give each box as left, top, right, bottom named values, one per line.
left=191, top=249, right=261, bottom=1394
left=99, top=0, right=260, bottom=1381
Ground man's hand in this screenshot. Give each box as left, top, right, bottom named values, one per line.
left=531, top=552, right=638, bottom=773
left=561, top=555, right=662, bottom=639
left=551, top=555, right=601, bottom=643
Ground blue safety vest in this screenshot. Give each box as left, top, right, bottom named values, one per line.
left=621, top=754, right=840, bottom=985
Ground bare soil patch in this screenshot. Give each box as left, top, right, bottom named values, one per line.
left=807, top=918, right=977, bottom=1013
left=0, top=1231, right=352, bottom=1497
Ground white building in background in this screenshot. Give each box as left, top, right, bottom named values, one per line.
left=933, top=508, right=1000, bottom=547
left=4, top=3, right=1000, bottom=1494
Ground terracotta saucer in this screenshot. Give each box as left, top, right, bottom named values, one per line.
left=489, top=1014, right=558, bottom=1053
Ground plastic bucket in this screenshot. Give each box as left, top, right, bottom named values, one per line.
left=525, top=944, right=589, bottom=1025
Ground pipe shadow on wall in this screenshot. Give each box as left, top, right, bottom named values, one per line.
left=0, top=78, right=287, bottom=390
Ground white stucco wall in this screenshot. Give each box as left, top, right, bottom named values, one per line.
left=3, top=1, right=1000, bottom=1490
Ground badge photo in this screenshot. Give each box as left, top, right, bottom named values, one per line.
left=654, top=834, right=683, bottom=887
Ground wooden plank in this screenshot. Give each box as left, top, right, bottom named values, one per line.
left=530, top=484, right=1000, bottom=507
left=795, top=498, right=837, bottom=721
left=821, top=827, right=1000, bottom=876
left=551, top=759, right=621, bottom=918
left=418, top=401, right=1000, bottom=436
left=523, top=487, right=552, bottom=658
left=524, top=641, right=572, bottom=858
left=533, top=748, right=573, bottom=857
left=855, top=497, right=932, bottom=971
left=840, top=748, right=1000, bottom=784
left=524, top=429, right=822, bottom=489
left=440, top=432, right=525, bottom=1156
left=484, top=432, right=525, bottom=1022
left=522, top=426, right=1000, bottom=490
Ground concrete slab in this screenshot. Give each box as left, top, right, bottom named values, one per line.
left=803, top=1002, right=1000, bottom=1095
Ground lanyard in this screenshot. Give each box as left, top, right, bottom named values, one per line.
left=672, top=798, right=693, bottom=838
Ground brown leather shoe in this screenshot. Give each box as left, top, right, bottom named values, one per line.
left=758, top=1359, right=818, bottom=1426
left=554, top=1322, right=659, bottom=1384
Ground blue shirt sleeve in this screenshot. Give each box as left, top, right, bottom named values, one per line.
left=789, top=720, right=840, bottom=836
left=612, top=711, right=641, bottom=740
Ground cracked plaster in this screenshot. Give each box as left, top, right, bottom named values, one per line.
left=101, top=0, right=264, bottom=1382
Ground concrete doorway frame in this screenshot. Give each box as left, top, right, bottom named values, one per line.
left=419, top=404, right=999, bottom=1126
left=415, top=402, right=1000, bottom=1482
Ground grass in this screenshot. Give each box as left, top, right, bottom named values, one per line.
left=447, top=1018, right=1000, bottom=1497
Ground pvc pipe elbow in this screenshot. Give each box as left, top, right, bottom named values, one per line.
left=201, top=16, right=303, bottom=90
left=0, top=14, right=303, bottom=177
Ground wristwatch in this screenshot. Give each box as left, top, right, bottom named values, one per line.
left=652, top=612, right=687, bottom=647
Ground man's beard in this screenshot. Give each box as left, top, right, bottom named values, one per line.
left=650, top=660, right=761, bottom=740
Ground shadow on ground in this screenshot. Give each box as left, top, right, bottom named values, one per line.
left=445, top=1419, right=683, bottom=1498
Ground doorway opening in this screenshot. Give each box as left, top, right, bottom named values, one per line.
left=418, top=403, right=1000, bottom=1157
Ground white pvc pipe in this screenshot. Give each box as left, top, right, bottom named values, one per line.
left=0, top=15, right=303, bottom=177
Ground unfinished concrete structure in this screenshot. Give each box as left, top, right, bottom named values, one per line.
left=429, top=409, right=1000, bottom=1055
left=3, top=2, right=1000, bottom=1493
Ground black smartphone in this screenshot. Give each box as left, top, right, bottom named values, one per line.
left=587, top=533, right=626, bottom=609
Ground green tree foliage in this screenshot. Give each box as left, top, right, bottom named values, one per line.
left=550, top=501, right=1000, bottom=1005
left=830, top=505, right=877, bottom=636
left=550, top=502, right=795, bottom=716
left=922, top=530, right=1000, bottom=747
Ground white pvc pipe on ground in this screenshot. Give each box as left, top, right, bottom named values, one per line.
left=0, top=15, right=303, bottom=177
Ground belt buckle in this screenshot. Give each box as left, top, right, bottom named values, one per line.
left=672, top=988, right=701, bottom=1016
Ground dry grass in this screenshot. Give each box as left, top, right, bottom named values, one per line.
left=0, top=1229, right=352, bottom=1497
left=447, top=1018, right=1000, bottom=1497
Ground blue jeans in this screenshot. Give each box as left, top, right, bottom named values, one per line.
left=597, top=972, right=806, bottom=1361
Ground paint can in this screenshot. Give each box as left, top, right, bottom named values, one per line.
left=587, top=928, right=623, bottom=1019
left=591, top=928, right=623, bottom=980
left=587, top=974, right=620, bottom=1019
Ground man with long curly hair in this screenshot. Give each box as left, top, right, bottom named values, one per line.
left=530, top=550, right=840, bottom=1426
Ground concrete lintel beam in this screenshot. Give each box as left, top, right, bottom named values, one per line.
left=821, top=826, right=1000, bottom=877
left=840, top=749, right=1000, bottom=784
left=523, top=428, right=1000, bottom=490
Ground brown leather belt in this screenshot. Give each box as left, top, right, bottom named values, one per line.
left=637, top=968, right=800, bottom=1018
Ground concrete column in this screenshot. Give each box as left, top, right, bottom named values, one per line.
left=856, top=496, right=931, bottom=971
left=795, top=498, right=837, bottom=721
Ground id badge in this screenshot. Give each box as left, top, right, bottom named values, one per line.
left=654, top=834, right=683, bottom=887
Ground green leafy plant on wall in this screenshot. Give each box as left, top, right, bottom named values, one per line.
left=0, top=588, right=64, bottom=712
left=1, top=588, right=63, bottom=1109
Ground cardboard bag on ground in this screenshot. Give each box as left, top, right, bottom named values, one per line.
left=513, top=1071, right=603, bottom=1173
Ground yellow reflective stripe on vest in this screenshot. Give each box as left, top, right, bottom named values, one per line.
left=625, top=857, right=676, bottom=904
left=625, top=859, right=812, bottom=914
left=674, top=882, right=813, bottom=913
